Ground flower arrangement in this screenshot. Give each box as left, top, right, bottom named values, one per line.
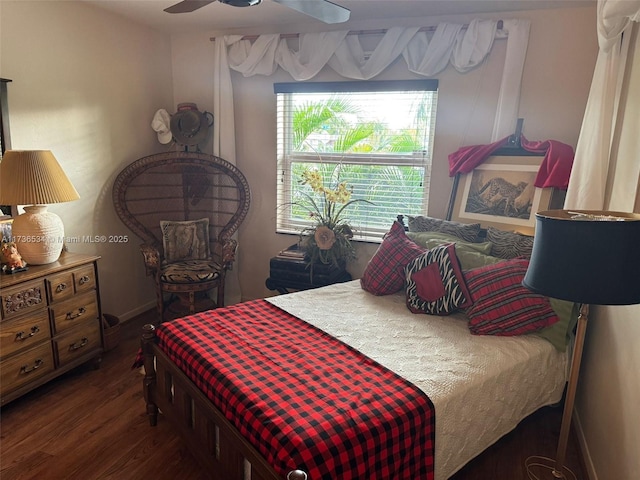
left=294, top=168, right=368, bottom=269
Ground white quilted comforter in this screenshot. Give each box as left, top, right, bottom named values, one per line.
left=267, top=280, right=568, bottom=480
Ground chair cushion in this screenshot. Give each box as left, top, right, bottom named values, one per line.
left=160, top=259, right=221, bottom=283
left=160, top=218, right=211, bottom=263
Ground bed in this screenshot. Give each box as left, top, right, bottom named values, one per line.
left=139, top=217, right=573, bottom=480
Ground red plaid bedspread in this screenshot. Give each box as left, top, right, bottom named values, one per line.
left=155, top=299, right=435, bottom=479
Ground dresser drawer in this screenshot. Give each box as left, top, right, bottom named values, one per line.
left=46, top=271, right=75, bottom=303
left=0, top=310, right=50, bottom=359
left=0, top=342, right=55, bottom=395
left=73, top=264, right=96, bottom=293
left=54, top=320, right=101, bottom=367
left=50, top=291, right=99, bottom=335
left=0, top=279, right=46, bottom=320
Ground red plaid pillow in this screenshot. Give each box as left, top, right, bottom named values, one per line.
left=464, top=257, right=559, bottom=336
left=361, top=221, right=426, bottom=295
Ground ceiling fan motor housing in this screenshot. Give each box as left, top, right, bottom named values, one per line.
left=165, top=0, right=349, bottom=24
left=220, top=0, right=262, bottom=6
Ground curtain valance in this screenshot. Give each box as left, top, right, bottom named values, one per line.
left=225, top=19, right=511, bottom=81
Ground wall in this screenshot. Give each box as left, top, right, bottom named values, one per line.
left=0, top=1, right=174, bottom=320
left=170, top=6, right=598, bottom=302
left=3, top=3, right=637, bottom=480
left=575, top=24, right=640, bottom=480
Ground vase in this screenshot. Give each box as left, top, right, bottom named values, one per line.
left=11, top=205, right=65, bottom=264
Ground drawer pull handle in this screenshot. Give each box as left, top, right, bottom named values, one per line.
left=69, top=337, right=89, bottom=351
left=20, top=359, right=44, bottom=374
left=66, top=307, right=87, bottom=321
left=79, top=275, right=91, bottom=285
left=56, top=283, right=68, bottom=293
left=15, top=326, right=40, bottom=341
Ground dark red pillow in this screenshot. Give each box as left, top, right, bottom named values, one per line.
left=464, top=257, right=559, bottom=336
left=361, top=221, right=426, bottom=295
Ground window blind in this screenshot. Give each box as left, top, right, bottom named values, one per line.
left=275, top=79, right=438, bottom=242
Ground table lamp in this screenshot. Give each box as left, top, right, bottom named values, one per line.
left=0, top=150, right=80, bottom=264
left=522, top=209, right=640, bottom=479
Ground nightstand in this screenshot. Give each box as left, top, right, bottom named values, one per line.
left=266, top=244, right=352, bottom=294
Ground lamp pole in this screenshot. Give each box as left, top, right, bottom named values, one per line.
left=552, top=304, right=589, bottom=478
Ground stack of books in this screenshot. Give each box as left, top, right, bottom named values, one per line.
left=276, top=244, right=306, bottom=260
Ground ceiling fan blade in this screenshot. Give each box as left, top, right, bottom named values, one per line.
left=220, top=0, right=262, bottom=5
left=164, top=0, right=217, bottom=14
left=272, top=0, right=350, bottom=24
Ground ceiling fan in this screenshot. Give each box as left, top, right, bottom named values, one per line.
left=164, top=0, right=351, bottom=24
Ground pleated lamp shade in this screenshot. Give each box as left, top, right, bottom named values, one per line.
left=1, top=150, right=80, bottom=204
left=0, top=150, right=80, bottom=265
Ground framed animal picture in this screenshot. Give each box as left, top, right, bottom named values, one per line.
left=446, top=155, right=564, bottom=235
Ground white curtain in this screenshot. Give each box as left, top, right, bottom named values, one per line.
left=564, top=0, right=640, bottom=210
left=213, top=34, right=243, bottom=162
left=491, top=19, right=531, bottom=141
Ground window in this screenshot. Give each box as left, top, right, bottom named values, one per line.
left=275, top=80, right=438, bottom=242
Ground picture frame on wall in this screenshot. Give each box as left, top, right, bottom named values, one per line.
left=446, top=155, right=564, bottom=235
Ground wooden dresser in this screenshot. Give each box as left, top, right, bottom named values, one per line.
left=0, top=252, right=103, bottom=406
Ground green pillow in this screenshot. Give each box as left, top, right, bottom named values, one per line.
left=534, top=299, right=578, bottom=351
left=407, top=231, right=492, bottom=255
left=455, top=249, right=504, bottom=270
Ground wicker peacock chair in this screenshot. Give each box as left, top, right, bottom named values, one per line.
left=112, top=151, right=250, bottom=321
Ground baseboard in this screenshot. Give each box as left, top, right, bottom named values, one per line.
left=115, top=301, right=156, bottom=324
left=573, top=408, right=597, bottom=480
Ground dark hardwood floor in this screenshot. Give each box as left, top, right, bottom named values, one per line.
left=0, top=309, right=587, bottom=480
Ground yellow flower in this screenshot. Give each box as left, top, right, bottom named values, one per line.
left=335, top=182, right=352, bottom=203
left=314, top=226, right=336, bottom=250
left=301, top=170, right=324, bottom=192
left=324, top=188, right=338, bottom=203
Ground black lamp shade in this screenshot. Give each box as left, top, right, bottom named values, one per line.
left=523, top=210, right=640, bottom=305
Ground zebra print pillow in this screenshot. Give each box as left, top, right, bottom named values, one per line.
left=485, top=227, right=534, bottom=259
left=406, top=215, right=481, bottom=243
left=404, top=243, right=472, bottom=315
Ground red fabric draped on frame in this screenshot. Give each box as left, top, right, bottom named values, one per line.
left=157, top=299, right=436, bottom=479
left=448, top=135, right=575, bottom=189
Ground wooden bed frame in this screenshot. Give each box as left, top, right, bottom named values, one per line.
left=139, top=219, right=566, bottom=479
left=141, top=324, right=309, bottom=480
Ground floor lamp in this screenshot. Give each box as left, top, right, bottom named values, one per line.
left=522, top=209, right=640, bottom=479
